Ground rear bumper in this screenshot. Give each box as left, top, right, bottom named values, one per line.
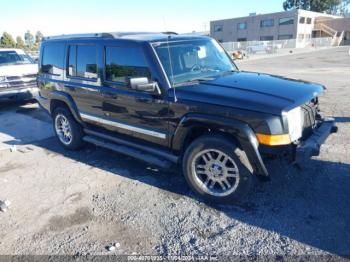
left=0, top=86, right=38, bottom=102
left=295, top=118, right=337, bottom=164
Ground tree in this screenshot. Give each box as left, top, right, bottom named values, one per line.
left=24, top=30, right=34, bottom=48
left=283, top=0, right=343, bottom=14
left=35, top=31, right=43, bottom=44
left=0, top=32, right=16, bottom=48
left=337, top=0, right=350, bottom=15
left=16, top=36, right=25, bottom=49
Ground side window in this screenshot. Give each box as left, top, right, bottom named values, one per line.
left=105, top=46, right=150, bottom=84
left=41, top=43, right=65, bottom=75
left=68, top=45, right=98, bottom=79
left=68, top=45, right=76, bottom=76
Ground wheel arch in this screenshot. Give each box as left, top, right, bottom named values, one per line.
left=172, top=113, right=269, bottom=177
left=49, top=91, right=83, bottom=124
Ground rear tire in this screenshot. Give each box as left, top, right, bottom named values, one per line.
left=182, top=135, right=254, bottom=203
left=52, top=107, right=84, bottom=150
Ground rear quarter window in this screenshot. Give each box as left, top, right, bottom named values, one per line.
left=41, top=42, right=65, bottom=76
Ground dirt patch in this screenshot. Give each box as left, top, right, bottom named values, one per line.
left=0, top=162, right=26, bottom=174
left=46, top=207, right=94, bottom=232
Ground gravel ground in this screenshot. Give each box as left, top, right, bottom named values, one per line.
left=0, top=47, right=349, bottom=258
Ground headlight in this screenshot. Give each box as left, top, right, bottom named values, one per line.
left=285, top=107, right=304, bottom=142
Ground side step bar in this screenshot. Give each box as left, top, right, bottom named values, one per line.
left=82, top=129, right=179, bottom=169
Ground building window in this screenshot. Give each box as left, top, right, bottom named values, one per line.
left=68, top=45, right=98, bottom=79
left=278, top=34, right=293, bottom=40
left=105, top=46, right=150, bottom=84
left=279, top=17, right=294, bottom=26
left=41, top=43, right=65, bottom=75
left=237, top=38, right=247, bottom=42
left=260, top=36, right=274, bottom=41
left=299, top=17, right=306, bottom=24
left=298, top=34, right=305, bottom=39
left=237, top=22, right=247, bottom=30
left=214, top=25, right=223, bottom=32
left=260, top=19, right=274, bottom=28
left=307, top=17, right=312, bottom=24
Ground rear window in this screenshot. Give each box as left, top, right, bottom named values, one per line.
left=68, top=45, right=98, bottom=79
left=41, top=43, right=65, bottom=75
left=105, top=46, right=150, bottom=83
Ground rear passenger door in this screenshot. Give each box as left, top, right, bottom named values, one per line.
left=99, top=45, right=169, bottom=147
left=64, top=43, right=104, bottom=119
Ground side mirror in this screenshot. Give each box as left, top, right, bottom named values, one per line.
left=129, top=77, right=161, bottom=95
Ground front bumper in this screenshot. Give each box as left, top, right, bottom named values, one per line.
left=295, top=118, right=337, bottom=164
left=0, top=86, right=38, bottom=102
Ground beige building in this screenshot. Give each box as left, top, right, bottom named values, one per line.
left=211, top=9, right=349, bottom=45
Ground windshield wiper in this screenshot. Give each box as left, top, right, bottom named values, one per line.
left=174, top=77, right=215, bottom=87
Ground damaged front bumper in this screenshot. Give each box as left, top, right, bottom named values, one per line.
left=295, top=118, right=337, bottom=164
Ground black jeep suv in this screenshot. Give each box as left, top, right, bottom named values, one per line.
left=36, top=32, right=336, bottom=203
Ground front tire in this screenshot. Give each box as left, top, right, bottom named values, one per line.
left=52, top=107, right=84, bottom=150
left=182, top=135, right=254, bottom=203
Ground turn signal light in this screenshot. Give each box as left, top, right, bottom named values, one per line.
left=256, top=133, right=291, bottom=146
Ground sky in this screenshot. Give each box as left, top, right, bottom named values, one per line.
left=1, top=0, right=283, bottom=38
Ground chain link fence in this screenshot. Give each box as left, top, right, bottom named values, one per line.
left=222, top=37, right=335, bottom=60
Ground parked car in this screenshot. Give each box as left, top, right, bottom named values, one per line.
left=0, top=49, right=38, bottom=102
left=246, top=42, right=279, bottom=54
left=36, top=33, right=336, bottom=203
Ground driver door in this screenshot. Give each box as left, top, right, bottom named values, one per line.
left=100, top=45, right=170, bottom=147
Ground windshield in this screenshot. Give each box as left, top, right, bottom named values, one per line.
left=153, top=38, right=237, bottom=86
left=0, top=51, right=34, bottom=66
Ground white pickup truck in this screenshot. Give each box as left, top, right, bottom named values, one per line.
left=0, top=49, right=38, bottom=102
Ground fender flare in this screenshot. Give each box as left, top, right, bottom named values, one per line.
left=48, top=90, right=83, bottom=124
left=172, top=113, right=269, bottom=177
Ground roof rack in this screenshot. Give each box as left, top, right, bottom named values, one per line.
left=42, top=32, right=179, bottom=41
left=43, top=32, right=115, bottom=41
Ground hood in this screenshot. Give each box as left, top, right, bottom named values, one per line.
left=0, top=64, right=38, bottom=77
left=175, top=71, right=324, bottom=115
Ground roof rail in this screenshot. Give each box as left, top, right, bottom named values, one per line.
left=43, top=32, right=114, bottom=41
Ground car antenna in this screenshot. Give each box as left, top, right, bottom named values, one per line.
left=166, top=34, right=177, bottom=103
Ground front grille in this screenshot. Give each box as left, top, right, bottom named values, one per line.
left=7, top=80, right=37, bottom=89
left=6, top=74, right=36, bottom=81
left=0, top=74, right=37, bottom=91
left=301, top=99, right=319, bottom=139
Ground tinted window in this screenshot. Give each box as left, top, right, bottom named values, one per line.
left=214, top=25, right=223, bottom=32
left=278, top=34, right=293, bottom=40
left=105, top=46, right=150, bottom=83
left=68, top=45, right=76, bottom=76
left=260, top=19, right=274, bottom=28
left=279, top=17, right=294, bottom=26
left=68, top=45, right=98, bottom=79
left=237, top=22, right=247, bottom=30
left=41, top=43, right=65, bottom=75
left=260, top=36, right=274, bottom=41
